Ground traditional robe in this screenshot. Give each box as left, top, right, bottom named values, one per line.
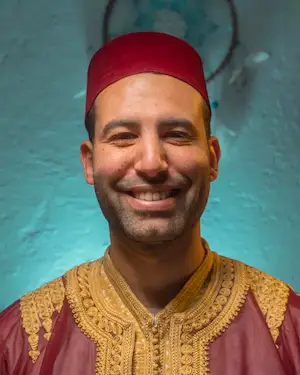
left=1, top=243, right=300, bottom=375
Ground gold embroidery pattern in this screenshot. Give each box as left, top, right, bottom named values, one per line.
left=65, top=261, right=136, bottom=375
left=102, top=246, right=215, bottom=375
left=103, top=249, right=215, bottom=335
left=66, top=252, right=249, bottom=375
left=20, top=277, right=65, bottom=363
left=171, top=256, right=249, bottom=375
left=247, top=266, right=290, bottom=343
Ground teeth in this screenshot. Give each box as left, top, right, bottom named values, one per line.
left=134, top=191, right=171, bottom=201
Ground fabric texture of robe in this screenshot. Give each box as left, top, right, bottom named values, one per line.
left=1, top=242, right=300, bottom=375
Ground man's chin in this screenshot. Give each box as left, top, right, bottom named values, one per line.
left=123, top=225, right=182, bottom=244
left=132, top=236, right=174, bottom=244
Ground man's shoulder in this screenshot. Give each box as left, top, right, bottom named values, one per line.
left=16, top=259, right=96, bottom=331
left=2, top=258, right=98, bottom=317
left=0, top=259, right=98, bottom=364
left=0, top=276, right=66, bottom=349
left=244, top=261, right=291, bottom=294
left=223, top=255, right=291, bottom=293
left=224, top=255, right=295, bottom=341
left=219, top=254, right=292, bottom=294
left=20, top=276, right=66, bottom=331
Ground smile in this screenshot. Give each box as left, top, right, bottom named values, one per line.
left=124, top=189, right=181, bottom=211
left=131, top=189, right=179, bottom=201
left=128, top=189, right=181, bottom=201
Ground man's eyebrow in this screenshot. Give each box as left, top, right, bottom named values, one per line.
left=101, top=120, right=140, bottom=136
left=158, top=118, right=196, bottom=130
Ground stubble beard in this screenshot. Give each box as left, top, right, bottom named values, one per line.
left=93, top=177, right=209, bottom=244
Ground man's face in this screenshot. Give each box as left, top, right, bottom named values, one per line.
left=80, top=73, right=220, bottom=244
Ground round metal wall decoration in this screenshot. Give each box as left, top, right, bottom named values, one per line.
left=102, top=0, right=239, bottom=84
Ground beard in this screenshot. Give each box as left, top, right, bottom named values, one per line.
left=93, top=174, right=210, bottom=244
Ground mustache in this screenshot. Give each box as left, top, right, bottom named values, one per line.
left=116, top=176, right=190, bottom=190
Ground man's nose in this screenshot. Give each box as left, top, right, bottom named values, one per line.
left=134, top=137, right=168, bottom=178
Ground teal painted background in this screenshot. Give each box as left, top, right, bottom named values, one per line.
left=1, top=0, right=300, bottom=311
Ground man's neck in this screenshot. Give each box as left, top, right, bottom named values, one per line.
left=108, top=224, right=206, bottom=312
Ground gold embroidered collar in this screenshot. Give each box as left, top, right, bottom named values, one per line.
left=102, top=241, right=214, bottom=333
left=65, top=243, right=250, bottom=374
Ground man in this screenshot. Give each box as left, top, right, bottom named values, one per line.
left=0, top=31, right=300, bottom=375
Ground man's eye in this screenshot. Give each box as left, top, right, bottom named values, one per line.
left=166, top=131, right=191, bottom=139
left=110, top=133, right=137, bottom=141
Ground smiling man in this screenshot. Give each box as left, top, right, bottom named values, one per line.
left=1, top=32, right=300, bottom=375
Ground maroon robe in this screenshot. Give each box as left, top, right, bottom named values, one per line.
left=1, top=249, right=300, bottom=375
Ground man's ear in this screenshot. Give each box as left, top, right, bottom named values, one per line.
left=208, top=136, right=221, bottom=182
left=80, top=140, right=94, bottom=185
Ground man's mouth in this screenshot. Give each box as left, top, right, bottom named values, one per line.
left=127, top=189, right=181, bottom=201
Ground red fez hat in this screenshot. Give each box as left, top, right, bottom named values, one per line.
left=85, top=32, right=210, bottom=120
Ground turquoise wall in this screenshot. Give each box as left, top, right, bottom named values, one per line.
left=1, top=0, right=300, bottom=311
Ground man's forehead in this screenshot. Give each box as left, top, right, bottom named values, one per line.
left=95, top=72, right=205, bottom=106
left=93, top=87, right=205, bottom=137
left=97, top=72, right=200, bottom=97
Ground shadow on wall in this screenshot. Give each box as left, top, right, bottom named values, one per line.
left=214, top=46, right=265, bottom=136
left=80, top=0, right=107, bottom=58
left=213, top=0, right=300, bottom=137
left=204, top=0, right=283, bottom=144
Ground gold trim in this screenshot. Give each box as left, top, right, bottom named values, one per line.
left=170, top=255, right=249, bottom=375
left=247, top=266, right=290, bottom=342
left=20, top=277, right=65, bottom=363
left=19, top=247, right=291, bottom=372
left=65, top=261, right=136, bottom=375
left=66, top=251, right=249, bottom=375
left=103, top=245, right=215, bottom=335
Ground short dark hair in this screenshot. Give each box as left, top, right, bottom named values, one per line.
left=202, top=101, right=212, bottom=138
left=85, top=100, right=211, bottom=142
left=85, top=105, right=96, bottom=142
